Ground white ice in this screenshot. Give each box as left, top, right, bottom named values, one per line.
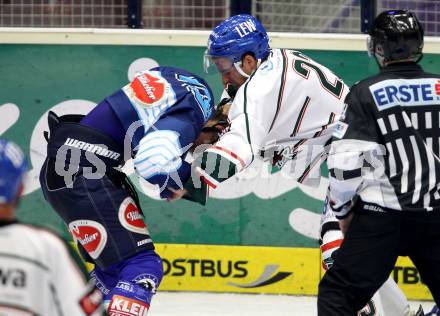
left=150, top=292, right=435, bottom=316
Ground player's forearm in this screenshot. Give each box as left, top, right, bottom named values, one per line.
left=327, top=141, right=364, bottom=218
left=195, top=145, right=244, bottom=189
left=181, top=145, right=246, bottom=205
left=328, top=138, right=386, bottom=218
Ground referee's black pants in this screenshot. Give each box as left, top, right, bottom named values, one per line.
left=318, top=209, right=440, bottom=316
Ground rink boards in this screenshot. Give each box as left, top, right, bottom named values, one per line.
left=155, top=244, right=433, bottom=301
left=1, top=31, right=438, bottom=303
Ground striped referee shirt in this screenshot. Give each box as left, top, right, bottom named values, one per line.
left=328, top=62, right=440, bottom=218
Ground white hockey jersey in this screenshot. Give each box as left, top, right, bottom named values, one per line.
left=0, top=221, right=101, bottom=316
left=187, top=48, right=412, bottom=316
left=194, top=48, right=348, bottom=189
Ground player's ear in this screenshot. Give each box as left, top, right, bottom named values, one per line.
left=241, top=54, right=258, bottom=73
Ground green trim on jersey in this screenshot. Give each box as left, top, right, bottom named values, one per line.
left=269, top=49, right=288, bottom=132
left=200, top=150, right=239, bottom=183
left=293, top=59, right=344, bottom=98
left=290, top=96, right=311, bottom=137
left=243, top=69, right=258, bottom=165
left=183, top=174, right=208, bottom=206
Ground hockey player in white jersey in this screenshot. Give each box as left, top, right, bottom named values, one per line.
left=0, top=138, right=103, bottom=316
left=171, top=14, right=418, bottom=316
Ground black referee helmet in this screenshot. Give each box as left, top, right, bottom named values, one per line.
left=368, top=10, right=424, bottom=66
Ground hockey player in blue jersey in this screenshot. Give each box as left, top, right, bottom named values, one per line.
left=39, top=66, right=220, bottom=314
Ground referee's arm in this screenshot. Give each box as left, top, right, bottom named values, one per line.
left=328, top=87, right=382, bottom=220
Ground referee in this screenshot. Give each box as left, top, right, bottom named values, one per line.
left=318, top=10, right=440, bottom=315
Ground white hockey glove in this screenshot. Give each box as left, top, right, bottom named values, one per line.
left=134, top=130, right=183, bottom=180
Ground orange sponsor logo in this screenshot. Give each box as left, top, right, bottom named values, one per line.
left=130, top=73, right=165, bottom=106
left=108, top=295, right=149, bottom=316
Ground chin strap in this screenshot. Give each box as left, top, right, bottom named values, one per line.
left=233, top=59, right=262, bottom=78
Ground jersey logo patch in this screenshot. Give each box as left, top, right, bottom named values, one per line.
left=69, top=220, right=108, bottom=259
left=118, top=197, right=149, bottom=235
left=333, top=121, right=348, bottom=139
left=176, top=74, right=212, bottom=121
left=133, top=273, right=159, bottom=293
left=108, top=295, right=149, bottom=316
left=128, top=71, right=169, bottom=107
left=259, top=60, right=274, bottom=75
left=369, top=78, right=440, bottom=111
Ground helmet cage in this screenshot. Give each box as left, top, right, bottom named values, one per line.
left=203, top=51, right=236, bottom=75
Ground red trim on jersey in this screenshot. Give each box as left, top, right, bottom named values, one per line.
left=435, top=80, right=440, bottom=96
left=298, top=150, right=326, bottom=183
left=201, top=175, right=217, bottom=189
left=296, top=97, right=310, bottom=134
left=211, top=145, right=245, bottom=168
left=290, top=96, right=311, bottom=137
left=269, top=49, right=289, bottom=132
left=320, top=238, right=343, bottom=252
left=280, top=49, right=289, bottom=99
left=313, top=112, right=337, bottom=138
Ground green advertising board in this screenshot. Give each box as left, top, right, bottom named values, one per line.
left=2, top=39, right=440, bottom=249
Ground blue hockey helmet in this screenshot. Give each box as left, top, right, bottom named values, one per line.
left=0, top=139, right=27, bottom=204
left=204, top=14, right=270, bottom=75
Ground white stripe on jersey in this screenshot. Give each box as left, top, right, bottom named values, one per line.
left=410, top=135, right=422, bottom=203
left=411, top=112, right=418, bottom=129
left=402, top=111, right=412, bottom=128
left=377, top=118, right=387, bottom=135
left=434, top=185, right=440, bottom=200
left=426, top=112, right=432, bottom=129
left=395, top=139, right=409, bottom=194
left=426, top=137, right=435, bottom=189
left=386, top=142, right=397, bottom=177
left=424, top=137, right=436, bottom=210
left=388, top=114, right=399, bottom=131
left=424, top=193, right=432, bottom=211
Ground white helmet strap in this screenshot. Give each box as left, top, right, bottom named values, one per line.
left=233, top=59, right=261, bottom=78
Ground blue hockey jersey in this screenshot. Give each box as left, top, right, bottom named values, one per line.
left=81, top=66, right=214, bottom=198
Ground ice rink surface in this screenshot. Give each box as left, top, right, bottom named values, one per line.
left=150, top=292, right=435, bottom=316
